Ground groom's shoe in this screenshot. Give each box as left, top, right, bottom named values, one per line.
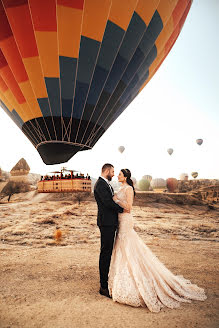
left=99, top=287, right=112, bottom=298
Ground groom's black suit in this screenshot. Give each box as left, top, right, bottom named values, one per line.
left=94, top=177, right=123, bottom=289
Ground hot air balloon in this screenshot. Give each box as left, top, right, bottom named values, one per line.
left=167, top=148, right=173, bottom=155
left=118, top=146, right=125, bottom=154
left=0, top=0, right=192, bottom=165
left=196, top=139, right=203, bottom=146
left=142, top=175, right=152, bottom=182
left=166, top=178, right=178, bottom=192
left=180, top=173, right=189, bottom=181
left=151, top=178, right=166, bottom=190
left=131, top=177, right=137, bottom=186
left=191, top=172, right=198, bottom=179
left=138, top=179, right=150, bottom=191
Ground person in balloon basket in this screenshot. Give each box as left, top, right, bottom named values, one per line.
left=94, top=163, right=128, bottom=298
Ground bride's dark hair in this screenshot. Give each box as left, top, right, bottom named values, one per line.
left=121, top=168, right=136, bottom=197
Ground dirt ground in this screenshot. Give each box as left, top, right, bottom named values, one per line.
left=0, top=192, right=218, bottom=328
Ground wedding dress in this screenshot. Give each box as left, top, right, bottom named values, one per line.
left=108, top=185, right=206, bottom=312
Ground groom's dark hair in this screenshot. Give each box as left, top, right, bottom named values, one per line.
left=102, top=163, right=114, bottom=172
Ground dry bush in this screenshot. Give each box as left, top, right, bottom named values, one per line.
left=51, top=214, right=60, bottom=219
left=42, top=207, right=53, bottom=212
left=38, top=218, right=56, bottom=225
left=73, top=192, right=90, bottom=205
left=61, top=201, right=73, bottom=206
left=63, top=209, right=75, bottom=215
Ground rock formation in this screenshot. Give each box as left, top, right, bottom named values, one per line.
left=10, top=158, right=30, bottom=183
left=10, top=158, right=30, bottom=176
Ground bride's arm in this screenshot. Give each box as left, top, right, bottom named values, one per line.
left=114, top=187, right=133, bottom=211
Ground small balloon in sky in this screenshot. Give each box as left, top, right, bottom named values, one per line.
left=196, top=139, right=203, bottom=146
left=167, top=148, right=174, bottom=155
left=118, top=146, right=125, bottom=154
left=191, top=172, right=198, bottom=179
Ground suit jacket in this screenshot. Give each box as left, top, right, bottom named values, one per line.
left=94, top=177, right=123, bottom=227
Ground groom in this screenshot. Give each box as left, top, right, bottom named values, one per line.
left=94, top=163, right=124, bottom=298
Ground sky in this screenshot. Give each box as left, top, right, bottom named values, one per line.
left=0, top=0, right=218, bottom=182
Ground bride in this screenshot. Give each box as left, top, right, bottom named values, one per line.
left=109, top=169, right=206, bottom=312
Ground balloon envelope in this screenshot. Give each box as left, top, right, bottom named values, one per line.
left=151, top=178, right=166, bottom=189
left=196, top=139, right=203, bottom=146
left=118, top=146, right=125, bottom=154
left=180, top=173, right=189, bottom=181
left=142, top=175, right=152, bottom=182
left=167, top=148, right=173, bottom=155
left=191, top=172, right=198, bottom=179
left=166, top=178, right=178, bottom=192
left=132, top=177, right=137, bottom=186
left=138, top=179, right=150, bottom=191
left=0, top=0, right=192, bottom=164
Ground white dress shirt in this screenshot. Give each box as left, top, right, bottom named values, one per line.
left=100, top=176, right=114, bottom=195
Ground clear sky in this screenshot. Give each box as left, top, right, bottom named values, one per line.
left=0, top=0, right=218, bottom=181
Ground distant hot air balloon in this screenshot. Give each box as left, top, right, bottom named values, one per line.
left=166, top=178, right=178, bottom=192
left=151, top=178, right=166, bottom=190
left=0, top=1, right=192, bottom=165
left=191, top=172, right=198, bottom=179
left=196, top=139, right=203, bottom=146
left=118, top=146, right=125, bottom=154
left=138, top=179, right=150, bottom=191
left=180, top=173, right=189, bottom=181
left=167, top=148, right=173, bottom=155
left=142, top=175, right=152, bottom=182
left=132, top=177, right=137, bottom=186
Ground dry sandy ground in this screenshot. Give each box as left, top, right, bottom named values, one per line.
left=0, top=192, right=218, bottom=328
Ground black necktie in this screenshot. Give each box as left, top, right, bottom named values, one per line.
left=108, top=183, right=114, bottom=196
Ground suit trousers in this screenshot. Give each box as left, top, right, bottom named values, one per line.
left=99, top=226, right=117, bottom=289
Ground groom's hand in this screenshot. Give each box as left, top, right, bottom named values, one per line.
left=124, top=209, right=130, bottom=213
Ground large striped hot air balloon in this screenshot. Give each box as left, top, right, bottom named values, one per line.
left=0, top=0, right=192, bottom=164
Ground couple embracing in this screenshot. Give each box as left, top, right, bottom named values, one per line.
left=94, top=164, right=206, bottom=312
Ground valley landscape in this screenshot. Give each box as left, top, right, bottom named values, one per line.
left=0, top=191, right=218, bottom=328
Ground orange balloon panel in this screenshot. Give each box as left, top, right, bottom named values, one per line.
left=0, top=0, right=192, bottom=164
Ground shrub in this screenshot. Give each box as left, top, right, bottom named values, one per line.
left=73, top=191, right=90, bottom=205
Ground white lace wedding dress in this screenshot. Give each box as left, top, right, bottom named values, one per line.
left=108, top=185, right=207, bottom=312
